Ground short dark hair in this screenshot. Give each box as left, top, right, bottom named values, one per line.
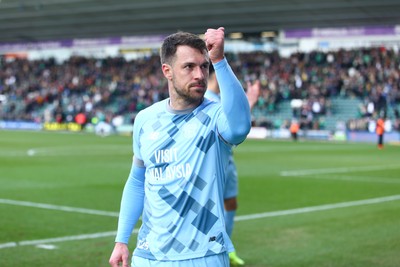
left=160, top=31, right=208, bottom=65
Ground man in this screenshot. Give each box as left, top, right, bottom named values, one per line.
left=289, top=119, right=299, bottom=141
left=109, top=27, right=251, bottom=267
left=376, top=116, right=385, bottom=149
left=205, top=66, right=260, bottom=266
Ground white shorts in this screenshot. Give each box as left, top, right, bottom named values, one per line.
left=131, top=252, right=229, bottom=267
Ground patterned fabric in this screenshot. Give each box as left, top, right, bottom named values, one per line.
left=131, top=252, right=229, bottom=267
left=132, top=98, right=234, bottom=260
left=204, top=90, right=238, bottom=200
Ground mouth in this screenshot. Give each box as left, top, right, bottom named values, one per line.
left=190, top=82, right=206, bottom=90
left=191, top=86, right=206, bottom=94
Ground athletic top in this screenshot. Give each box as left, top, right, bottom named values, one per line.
left=115, top=58, right=251, bottom=261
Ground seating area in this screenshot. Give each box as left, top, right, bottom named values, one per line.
left=1, top=46, right=399, bottom=132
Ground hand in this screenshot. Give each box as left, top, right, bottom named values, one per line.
left=246, top=79, right=261, bottom=110
left=109, top=242, right=130, bottom=267
left=204, top=27, right=225, bottom=64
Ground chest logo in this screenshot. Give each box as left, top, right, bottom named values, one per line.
left=149, top=131, right=160, bottom=140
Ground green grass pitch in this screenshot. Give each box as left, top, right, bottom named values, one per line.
left=0, top=130, right=399, bottom=267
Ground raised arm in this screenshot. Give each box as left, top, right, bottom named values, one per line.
left=205, top=27, right=251, bottom=144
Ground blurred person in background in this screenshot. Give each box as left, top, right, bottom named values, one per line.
left=205, top=65, right=260, bottom=266
left=289, top=119, right=300, bottom=141
left=376, top=115, right=385, bottom=149
left=109, top=27, right=251, bottom=267
left=394, top=108, right=400, bottom=133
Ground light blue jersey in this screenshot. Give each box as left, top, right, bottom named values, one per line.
left=132, top=97, right=233, bottom=260
left=205, top=90, right=238, bottom=200
left=204, top=90, right=221, bottom=103
left=115, top=58, right=251, bottom=262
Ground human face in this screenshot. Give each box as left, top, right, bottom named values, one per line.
left=162, top=45, right=210, bottom=110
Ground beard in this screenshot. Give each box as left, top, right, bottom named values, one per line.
left=173, top=80, right=207, bottom=104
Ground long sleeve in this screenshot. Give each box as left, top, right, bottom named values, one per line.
left=115, top=161, right=145, bottom=244
left=214, top=58, right=251, bottom=145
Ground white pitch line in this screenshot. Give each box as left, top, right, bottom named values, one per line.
left=0, top=230, right=137, bottom=250
left=235, top=194, right=400, bottom=221
left=0, top=199, right=119, bottom=217
left=0, top=242, right=18, bottom=249
left=1, top=195, right=400, bottom=249
left=300, top=174, right=400, bottom=184
left=19, top=231, right=119, bottom=246
left=280, top=164, right=400, bottom=177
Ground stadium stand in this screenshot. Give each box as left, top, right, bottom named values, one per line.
left=1, top=46, right=399, bottom=134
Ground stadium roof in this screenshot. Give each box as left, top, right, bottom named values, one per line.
left=1, top=0, right=400, bottom=43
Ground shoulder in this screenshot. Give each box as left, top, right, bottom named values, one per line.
left=134, top=99, right=168, bottom=129
left=200, top=97, right=220, bottom=112
left=204, top=90, right=221, bottom=103
left=138, top=99, right=167, bottom=117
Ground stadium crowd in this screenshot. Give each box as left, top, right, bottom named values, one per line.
left=1, top=46, right=399, bottom=131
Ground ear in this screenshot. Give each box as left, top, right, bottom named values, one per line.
left=162, top=64, right=173, bottom=80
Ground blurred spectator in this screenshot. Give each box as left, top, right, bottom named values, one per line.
left=1, top=46, right=399, bottom=131
left=289, top=119, right=300, bottom=141
left=376, top=116, right=385, bottom=149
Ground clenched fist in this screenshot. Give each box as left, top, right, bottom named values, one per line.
left=204, top=27, right=225, bottom=64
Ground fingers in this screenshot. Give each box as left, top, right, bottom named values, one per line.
left=246, top=81, right=252, bottom=90
left=108, top=258, right=119, bottom=267
left=122, top=253, right=129, bottom=267
left=206, top=27, right=224, bottom=33
left=247, top=80, right=261, bottom=95
left=109, top=256, right=129, bottom=267
left=205, top=27, right=225, bottom=43
left=253, top=80, right=261, bottom=95
left=204, top=27, right=225, bottom=63
left=109, top=243, right=130, bottom=267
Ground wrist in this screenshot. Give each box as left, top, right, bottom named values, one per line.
left=211, top=56, right=224, bottom=64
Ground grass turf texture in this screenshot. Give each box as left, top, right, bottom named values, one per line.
left=0, top=130, right=399, bottom=267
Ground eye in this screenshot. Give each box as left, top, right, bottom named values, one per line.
left=201, top=63, right=210, bottom=70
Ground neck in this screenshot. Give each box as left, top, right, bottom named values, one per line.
left=168, top=95, right=203, bottom=111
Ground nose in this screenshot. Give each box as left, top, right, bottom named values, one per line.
left=193, top=66, right=206, bottom=80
